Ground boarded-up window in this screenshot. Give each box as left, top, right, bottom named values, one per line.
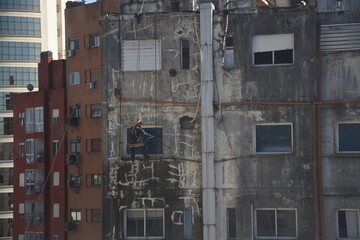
left=122, top=40, right=161, bottom=71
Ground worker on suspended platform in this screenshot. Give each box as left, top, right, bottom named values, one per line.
left=128, top=120, right=153, bottom=161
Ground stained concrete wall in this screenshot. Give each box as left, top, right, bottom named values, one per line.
left=102, top=3, right=360, bottom=239
left=212, top=7, right=317, bottom=239
left=319, top=11, right=360, bottom=240
left=101, top=12, right=203, bottom=240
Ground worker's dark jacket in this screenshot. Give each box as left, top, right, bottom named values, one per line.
left=128, top=126, right=150, bottom=148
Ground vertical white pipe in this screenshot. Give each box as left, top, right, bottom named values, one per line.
left=200, top=3, right=216, bottom=240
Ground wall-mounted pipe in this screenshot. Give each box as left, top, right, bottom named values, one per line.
left=200, top=3, right=216, bottom=240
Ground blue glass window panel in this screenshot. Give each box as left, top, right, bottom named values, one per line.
left=256, top=124, right=292, bottom=153
left=338, top=123, right=360, bottom=152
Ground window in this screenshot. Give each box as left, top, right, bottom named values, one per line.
left=69, top=72, right=80, bottom=85
left=0, top=0, right=40, bottom=11
left=0, top=67, right=38, bottom=87
left=338, top=210, right=359, bottom=239
left=34, top=107, right=43, bottom=132
left=253, top=33, right=294, bottom=66
left=19, top=173, right=25, bottom=187
left=25, top=139, right=34, bottom=163
left=90, top=69, right=100, bottom=83
left=69, top=174, right=81, bottom=188
left=68, top=38, right=79, bottom=51
left=70, top=139, right=81, bottom=153
left=255, top=123, right=292, bottom=154
left=227, top=208, right=236, bottom=239
left=338, top=122, right=360, bottom=152
left=19, top=112, right=24, bottom=126
left=70, top=105, right=80, bottom=118
left=224, top=37, right=234, bottom=69
left=70, top=209, right=81, bottom=222
left=90, top=35, right=100, bottom=47
left=125, top=209, right=164, bottom=238
left=25, top=138, right=43, bottom=163
left=25, top=169, right=34, bottom=194
left=91, top=104, right=101, bottom=117
left=53, top=203, right=59, bottom=218
left=181, top=39, right=190, bottom=69
left=90, top=138, right=101, bottom=152
left=19, top=203, right=25, bottom=216
left=91, top=209, right=102, bottom=222
left=53, top=236, right=59, bottom=240
left=53, top=140, right=59, bottom=154
left=19, top=143, right=25, bottom=156
left=53, top=172, right=59, bottom=186
left=91, top=174, right=102, bottom=187
left=122, top=40, right=161, bottom=71
left=52, top=109, right=59, bottom=123
left=184, top=209, right=192, bottom=239
left=25, top=107, right=43, bottom=133
left=126, top=127, right=163, bottom=155
left=256, top=209, right=297, bottom=238
left=25, top=108, right=34, bottom=133
left=0, top=42, right=41, bottom=61
left=0, top=16, right=41, bottom=36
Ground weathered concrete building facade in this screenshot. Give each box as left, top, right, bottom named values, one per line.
left=101, top=0, right=360, bottom=239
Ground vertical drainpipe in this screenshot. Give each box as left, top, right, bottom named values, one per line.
left=200, top=3, right=216, bottom=240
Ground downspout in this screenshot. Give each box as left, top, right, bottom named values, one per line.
left=200, top=3, right=216, bottom=240
left=313, top=18, right=324, bottom=240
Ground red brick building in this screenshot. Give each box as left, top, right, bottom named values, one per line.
left=12, top=51, right=66, bottom=240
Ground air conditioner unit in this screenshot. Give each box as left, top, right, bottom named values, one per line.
left=66, top=50, right=74, bottom=57
left=87, top=82, right=96, bottom=89
left=65, top=154, right=80, bottom=165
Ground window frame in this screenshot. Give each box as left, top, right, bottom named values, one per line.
left=337, top=209, right=360, bottom=239
left=255, top=208, right=298, bottom=239
left=70, top=208, right=81, bottom=223
left=53, top=140, right=59, bottom=155
left=34, top=107, right=43, bottom=132
left=255, top=123, right=293, bottom=154
left=91, top=104, right=101, bottom=118
left=19, top=112, right=24, bottom=126
left=181, top=39, right=190, bottom=70
left=227, top=208, right=237, bottom=240
left=69, top=72, right=80, bottom=85
left=124, top=208, right=165, bottom=238
left=125, top=126, right=164, bottom=156
left=122, top=39, right=162, bottom=71
left=90, top=35, right=100, bottom=48
left=52, top=109, right=59, bottom=123
left=70, top=139, right=81, bottom=153
left=91, top=174, right=102, bottom=187
left=252, top=33, right=294, bottom=66
left=337, top=122, right=360, bottom=153
left=68, top=38, right=79, bottom=51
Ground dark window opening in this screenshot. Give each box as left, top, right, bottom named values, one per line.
left=274, top=49, right=293, bottom=64
left=254, top=51, right=272, bottom=65
left=338, top=123, right=360, bottom=152
left=126, top=127, right=163, bottom=155
left=181, top=40, right=190, bottom=69
left=256, top=124, right=292, bottom=153
left=180, top=116, right=195, bottom=130
left=228, top=208, right=236, bottom=239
